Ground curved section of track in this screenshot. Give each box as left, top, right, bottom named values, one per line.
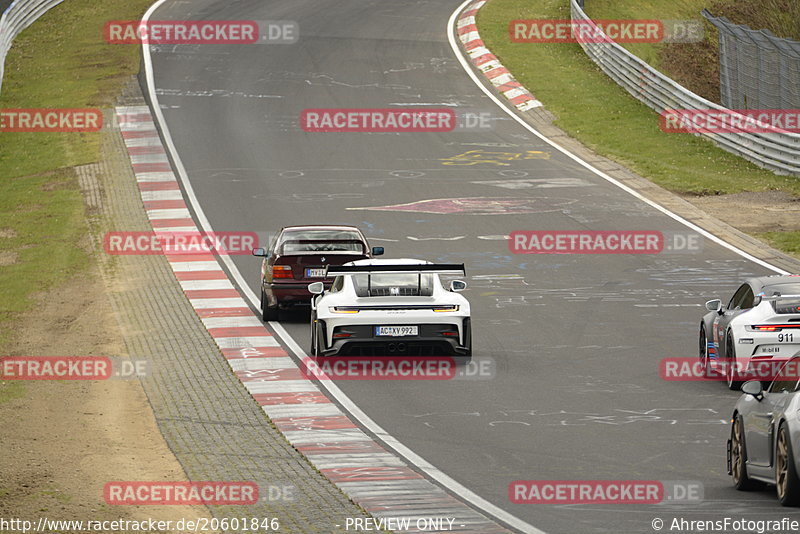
left=145, top=0, right=799, bottom=531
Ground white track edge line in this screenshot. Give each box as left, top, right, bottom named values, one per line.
left=141, top=2, right=541, bottom=533
left=447, top=0, right=787, bottom=276
left=268, top=322, right=543, bottom=534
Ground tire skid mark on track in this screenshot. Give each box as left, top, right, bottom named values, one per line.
left=114, top=104, right=520, bottom=534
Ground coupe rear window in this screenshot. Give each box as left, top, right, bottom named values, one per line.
left=280, top=230, right=364, bottom=253
left=352, top=273, right=434, bottom=297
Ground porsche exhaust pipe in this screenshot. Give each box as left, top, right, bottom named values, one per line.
left=388, top=343, right=397, bottom=353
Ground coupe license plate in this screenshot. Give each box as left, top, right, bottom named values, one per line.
left=375, top=326, right=418, bottom=337
left=305, top=268, right=326, bottom=278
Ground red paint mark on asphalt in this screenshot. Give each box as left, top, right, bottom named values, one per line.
left=138, top=181, right=180, bottom=191
left=144, top=199, right=187, bottom=210
left=175, top=271, right=228, bottom=281
left=208, top=326, right=269, bottom=338
left=253, top=392, right=331, bottom=405
left=221, top=346, right=288, bottom=358
left=273, top=416, right=357, bottom=432
left=322, top=467, right=422, bottom=483
left=236, top=368, right=303, bottom=382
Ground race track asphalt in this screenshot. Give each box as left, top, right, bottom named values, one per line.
left=145, top=0, right=799, bottom=531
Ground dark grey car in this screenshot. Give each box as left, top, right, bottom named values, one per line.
left=728, top=355, right=800, bottom=506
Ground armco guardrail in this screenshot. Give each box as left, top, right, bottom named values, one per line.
left=570, top=0, right=800, bottom=176
left=0, top=0, right=64, bottom=96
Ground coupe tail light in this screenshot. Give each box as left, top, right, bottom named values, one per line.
left=271, top=265, right=293, bottom=279
left=330, top=307, right=359, bottom=314
left=747, top=324, right=800, bottom=331
left=433, top=305, right=459, bottom=312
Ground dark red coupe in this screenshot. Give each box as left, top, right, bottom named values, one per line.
left=252, top=225, right=383, bottom=320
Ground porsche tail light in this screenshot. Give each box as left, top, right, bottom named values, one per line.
left=330, top=307, right=359, bottom=314
left=747, top=324, right=800, bottom=331
left=433, top=305, right=459, bottom=312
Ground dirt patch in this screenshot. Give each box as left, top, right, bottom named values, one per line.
left=0, top=228, right=17, bottom=239
left=660, top=37, right=720, bottom=103
left=40, top=180, right=74, bottom=192
left=706, top=0, right=800, bottom=40
left=0, top=251, right=18, bottom=266
left=0, top=264, right=212, bottom=525
left=684, top=190, right=800, bottom=233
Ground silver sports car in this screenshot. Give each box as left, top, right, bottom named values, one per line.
left=728, top=354, right=800, bottom=506
left=700, top=274, right=800, bottom=390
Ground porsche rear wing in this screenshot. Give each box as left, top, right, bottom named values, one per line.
left=325, top=263, right=465, bottom=277
left=760, top=294, right=800, bottom=315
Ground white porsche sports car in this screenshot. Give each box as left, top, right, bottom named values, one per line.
left=700, top=275, right=800, bottom=389
left=307, top=259, right=471, bottom=356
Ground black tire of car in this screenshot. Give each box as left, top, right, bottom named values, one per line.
left=310, top=313, right=317, bottom=356
left=726, top=332, right=742, bottom=391
left=261, top=290, right=279, bottom=322
left=310, top=319, right=325, bottom=358
left=699, top=324, right=709, bottom=373
left=463, top=318, right=472, bottom=357
left=777, top=422, right=800, bottom=506
left=731, top=415, right=758, bottom=491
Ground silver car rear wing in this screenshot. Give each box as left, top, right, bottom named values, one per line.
left=325, top=263, right=465, bottom=277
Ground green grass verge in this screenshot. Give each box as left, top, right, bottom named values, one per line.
left=580, top=0, right=707, bottom=69
left=757, top=231, right=800, bottom=256
left=0, top=0, right=153, bottom=389
left=477, top=0, right=800, bottom=246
